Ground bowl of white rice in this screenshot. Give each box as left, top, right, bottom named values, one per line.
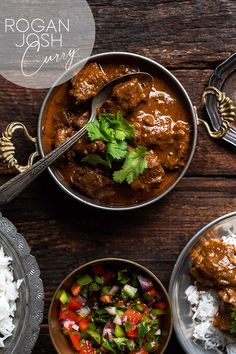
left=169, top=211, right=236, bottom=354
left=0, top=213, right=44, bottom=353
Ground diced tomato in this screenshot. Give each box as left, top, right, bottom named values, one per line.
left=71, top=283, right=81, bottom=296
left=147, top=288, right=158, bottom=297
left=59, top=307, right=82, bottom=324
left=92, top=264, right=105, bottom=276
left=79, top=340, right=96, bottom=354
left=69, top=297, right=83, bottom=311
left=69, top=333, right=81, bottom=351
left=79, top=318, right=89, bottom=332
left=131, top=347, right=148, bottom=354
left=127, top=328, right=137, bottom=338
left=153, top=301, right=166, bottom=310
left=100, top=294, right=112, bottom=303
left=124, top=309, right=142, bottom=330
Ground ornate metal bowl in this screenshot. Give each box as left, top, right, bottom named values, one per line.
left=0, top=213, right=44, bottom=354
left=169, top=211, right=236, bottom=354
left=49, top=258, right=173, bottom=354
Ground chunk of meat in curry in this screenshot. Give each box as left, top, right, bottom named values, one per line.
left=190, top=238, right=236, bottom=332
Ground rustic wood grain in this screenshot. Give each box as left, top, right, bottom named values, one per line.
left=0, top=0, right=235, bottom=353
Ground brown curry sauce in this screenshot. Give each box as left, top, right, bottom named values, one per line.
left=41, top=61, right=192, bottom=206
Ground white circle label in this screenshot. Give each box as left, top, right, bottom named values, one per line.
left=0, top=0, right=95, bottom=88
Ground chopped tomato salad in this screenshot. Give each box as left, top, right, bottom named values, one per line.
left=57, top=266, right=168, bottom=352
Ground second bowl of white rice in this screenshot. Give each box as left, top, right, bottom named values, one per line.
left=169, top=211, right=236, bottom=354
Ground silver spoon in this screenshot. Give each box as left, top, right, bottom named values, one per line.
left=0, top=72, right=152, bottom=205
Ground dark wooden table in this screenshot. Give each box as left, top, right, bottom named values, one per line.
left=0, top=0, right=236, bottom=353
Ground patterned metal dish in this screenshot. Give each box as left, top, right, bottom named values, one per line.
left=0, top=213, right=44, bottom=354
left=168, top=211, right=236, bottom=354
left=205, top=52, right=236, bottom=146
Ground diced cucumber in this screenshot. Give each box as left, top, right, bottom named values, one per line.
left=87, top=329, right=101, bottom=344
left=136, top=303, right=144, bottom=312
left=123, top=284, right=137, bottom=298
left=102, top=285, right=111, bottom=295
left=151, top=308, right=167, bottom=315
left=77, top=273, right=93, bottom=286
left=88, top=323, right=96, bottom=331
left=145, top=342, right=153, bottom=351
left=116, top=309, right=124, bottom=316
left=58, top=289, right=69, bottom=304
left=94, top=275, right=104, bottom=284
left=115, top=324, right=125, bottom=337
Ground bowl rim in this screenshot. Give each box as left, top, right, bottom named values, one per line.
left=0, top=213, right=44, bottom=354
left=168, top=210, right=236, bottom=353
left=48, top=257, right=173, bottom=354
left=38, top=51, right=198, bottom=211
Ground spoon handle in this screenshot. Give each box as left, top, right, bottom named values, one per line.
left=0, top=125, right=87, bottom=205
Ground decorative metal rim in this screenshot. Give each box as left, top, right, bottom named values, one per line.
left=206, top=52, right=236, bottom=146
left=0, top=122, right=39, bottom=173
left=0, top=213, right=44, bottom=354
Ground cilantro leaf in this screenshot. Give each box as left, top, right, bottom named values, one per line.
left=106, top=140, right=128, bottom=160
left=137, top=321, right=150, bottom=339
left=82, top=154, right=110, bottom=168
left=230, top=307, right=236, bottom=334
left=137, top=321, right=150, bottom=349
left=118, top=269, right=130, bottom=284
left=113, top=146, right=148, bottom=184
left=99, top=115, right=115, bottom=141
left=86, top=112, right=135, bottom=143
left=106, top=112, right=135, bottom=140
left=102, top=338, right=116, bottom=353
left=86, top=120, right=109, bottom=142
left=113, top=337, right=128, bottom=350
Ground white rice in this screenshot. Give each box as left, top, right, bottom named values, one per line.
left=185, top=231, right=236, bottom=354
left=0, top=247, right=23, bottom=347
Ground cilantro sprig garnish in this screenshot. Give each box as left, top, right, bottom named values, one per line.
left=113, top=146, right=148, bottom=184
left=86, top=112, right=135, bottom=142
left=230, top=307, right=236, bottom=334
left=82, top=112, right=148, bottom=184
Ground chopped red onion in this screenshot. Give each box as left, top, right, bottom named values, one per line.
left=109, top=285, right=119, bottom=296
left=113, top=314, right=122, bottom=325
left=77, top=295, right=86, bottom=305
left=62, top=319, right=75, bottom=329
left=105, top=306, right=117, bottom=315
left=77, top=306, right=90, bottom=317
left=121, top=315, right=127, bottom=323
left=72, top=324, right=79, bottom=331
left=102, top=321, right=115, bottom=339
left=147, top=298, right=156, bottom=306
left=137, top=275, right=153, bottom=291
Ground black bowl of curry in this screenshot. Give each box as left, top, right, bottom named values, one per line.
left=39, top=52, right=197, bottom=210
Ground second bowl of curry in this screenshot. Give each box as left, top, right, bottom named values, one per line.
left=39, top=52, right=197, bottom=210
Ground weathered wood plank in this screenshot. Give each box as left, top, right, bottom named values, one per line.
left=90, top=0, right=236, bottom=68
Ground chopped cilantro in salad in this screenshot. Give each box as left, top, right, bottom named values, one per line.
left=57, top=265, right=168, bottom=353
